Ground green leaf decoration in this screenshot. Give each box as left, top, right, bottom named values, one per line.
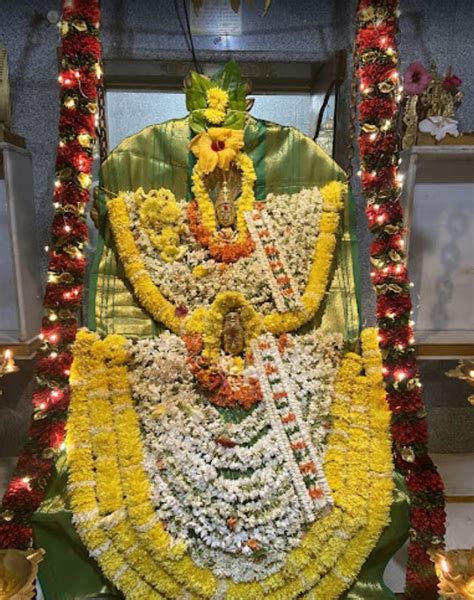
left=223, top=110, right=246, bottom=130
left=185, top=60, right=249, bottom=119
left=185, top=71, right=213, bottom=111
left=189, top=111, right=208, bottom=134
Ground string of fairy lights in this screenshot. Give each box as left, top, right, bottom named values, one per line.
left=0, top=0, right=101, bottom=549
left=354, top=1, right=445, bottom=598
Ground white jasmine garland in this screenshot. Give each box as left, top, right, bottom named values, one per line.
left=126, top=329, right=341, bottom=582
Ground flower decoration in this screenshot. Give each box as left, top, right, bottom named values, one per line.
left=418, top=116, right=459, bottom=141
left=190, top=128, right=244, bottom=173
left=135, top=187, right=186, bottom=263
left=442, top=73, right=462, bottom=91
left=355, top=1, right=445, bottom=598
left=403, top=61, right=432, bottom=96
left=66, top=327, right=393, bottom=598
left=204, top=87, right=230, bottom=124
left=0, top=0, right=101, bottom=551
left=185, top=60, right=249, bottom=133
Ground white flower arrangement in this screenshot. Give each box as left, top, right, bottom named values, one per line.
left=123, top=186, right=323, bottom=316
left=126, top=329, right=341, bottom=582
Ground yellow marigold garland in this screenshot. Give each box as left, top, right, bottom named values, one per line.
left=107, top=198, right=182, bottom=333
left=67, top=327, right=392, bottom=599
left=107, top=180, right=347, bottom=336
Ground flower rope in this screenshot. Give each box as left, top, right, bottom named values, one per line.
left=354, top=1, right=445, bottom=597
left=0, top=0, right=101, bottom=549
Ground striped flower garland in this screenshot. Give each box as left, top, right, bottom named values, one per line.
left=354, top=1, right=445, bottom=597
left=0, top=0, right=101, bottom=550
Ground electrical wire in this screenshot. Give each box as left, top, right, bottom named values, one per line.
left=182, top=0, right=202, bottom=73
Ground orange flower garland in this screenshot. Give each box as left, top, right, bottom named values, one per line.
left=187, top=201, right=255, bottom=263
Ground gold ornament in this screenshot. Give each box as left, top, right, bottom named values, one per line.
left=402, top=94, right=419, bottom=149
left=221, top=310, right=246, bottom=356
left=429, top=548, right=474, bottom=600
left=0, top=548, right=44, bottom=599
left=446, top=360, right=474, bottom=406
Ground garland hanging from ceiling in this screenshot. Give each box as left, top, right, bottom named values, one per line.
left=0, top=0, right=101, bottom=549
left=354, top=1, right=445, bottom=598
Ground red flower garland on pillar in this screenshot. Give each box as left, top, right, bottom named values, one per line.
left=355, top=1, right=445, bottom=598
left=0, top=0, right=101, bottom=549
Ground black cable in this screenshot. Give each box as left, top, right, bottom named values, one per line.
left=313, top=79, right=337, bottom=141
left=182, top=0, right=202, bottom=73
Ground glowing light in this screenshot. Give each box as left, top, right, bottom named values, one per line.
left=386, top=312, right=395, bottom=319
left=39, top=402, right=46, bottom=410
left=369, top=133, right=377, bottom=141
left=49, top=313, right=58, bottom=322
left=21, top=477, right=30, bottom=485
left=60, top=442, right=66, bottom=451
left=396, top=370, right=407, bottom=381
left=54, top=180, right=62, bottom=189
left=49, top=333, right=58, bottom=343
left=64, top=224, right=71, bottom=233
left=51, top=390, right=60, bottom=399
left=440, top=558, right=450, bottom=574
left=44, top=246, right=49, bottom=252
left=50, top=352, right=58, bottom=359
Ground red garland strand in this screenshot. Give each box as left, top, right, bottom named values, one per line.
left=0, top=0, right=101, bottom=549
left=355, top=1, right=445, bottom=598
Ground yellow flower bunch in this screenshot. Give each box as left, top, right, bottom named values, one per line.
left=184, top=291, right=263, bottom=360
left=135, top=187, right=186, bottom=263
left=191, top=151, right=256, bottom=242
left=204, top=87, right=229, bottom=124
left=107, top=180, right=347, bottom=336
left=67, top=327, right=392, bottom=599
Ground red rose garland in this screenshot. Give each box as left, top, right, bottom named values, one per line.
left=0, top=0, right=101, bottom=549
left=355, top=1, right=445, bottom=598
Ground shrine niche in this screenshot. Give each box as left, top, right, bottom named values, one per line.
left=30, top=60, right=409, bottom=600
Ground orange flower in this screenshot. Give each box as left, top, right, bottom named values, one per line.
left=299, top=461, right=317, bottom=474
left=189, top=128, right=244, bottom=173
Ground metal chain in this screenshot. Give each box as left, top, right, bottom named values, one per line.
left=96, top=80, right=108, bottom=164
left=346, top=8, right=360, bottom=181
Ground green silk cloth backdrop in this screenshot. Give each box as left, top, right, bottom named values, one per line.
left=33, top=115, right=409, bottom=599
